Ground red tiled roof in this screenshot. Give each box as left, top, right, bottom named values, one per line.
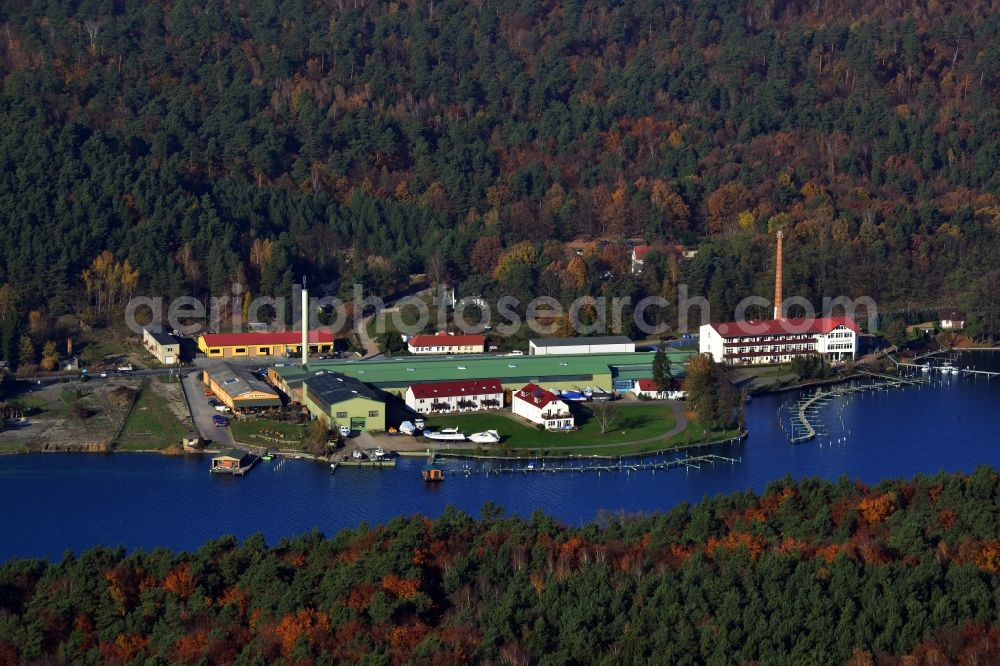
left=636, top=379, right=659, bottom=391
left=513, top=383, right=561, bottom=408
left=200, top=331, right=337, bottom=347
left=409, top=379, right=503, bottom=399
left=632, top=245, right=650, bottom=259
left=710, top=317, right=859, bottom=338
left=408, top=334, right=486, bottom=348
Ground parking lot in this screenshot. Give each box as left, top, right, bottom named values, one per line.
left=181, top=371, right=233, bottom=447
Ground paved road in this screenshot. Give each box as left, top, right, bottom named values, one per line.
left=181, top=371, right=233, bottom=447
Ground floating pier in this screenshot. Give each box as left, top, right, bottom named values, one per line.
left=333, top=447, right=398, bottom=468
left=786, top=374, right=933, bottom=444
left=449, top=453, right=741, bottom=477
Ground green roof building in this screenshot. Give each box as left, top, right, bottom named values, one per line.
left=301, top=372, right=386, bottom=432
left=272, top=350, right=691, bottom=397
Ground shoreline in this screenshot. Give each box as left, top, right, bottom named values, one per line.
left=431, top=429, right=748, bottom=462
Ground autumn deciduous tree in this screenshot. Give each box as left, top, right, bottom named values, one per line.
left=82, top=251, right=140, bottom=319
left=470, top=237, right=502, bottom=275
left=493, top=241, right=537, bottom=283
left=163, top=563, right=197, bottom=600
left=706, top=182, right=752, bottom=236
left=40, top=341, right=58, bottom=371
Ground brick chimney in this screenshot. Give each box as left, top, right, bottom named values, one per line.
left=773, top=230, right=783, bottom=319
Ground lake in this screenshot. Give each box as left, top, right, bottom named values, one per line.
left=1, top=351, right=996, bottom=561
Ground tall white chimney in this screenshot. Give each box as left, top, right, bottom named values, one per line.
left=301, top=277, right=309, bottom=367
left=773, top=230, right=783, bottom=320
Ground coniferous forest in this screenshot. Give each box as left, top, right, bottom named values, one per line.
left=0, top=0, right=998, bottom=344
left=4, top=470, right=1000, bottom=663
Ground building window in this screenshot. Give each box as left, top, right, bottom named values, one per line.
left=336, top=411, right=348, bottom=419
left=235, top=347, right=246, bottom=354
left=209, top=348, right=222, bottom=355
left=368, top=410, right=379, bottom=417
left=259, top=347, right=270, bottom=355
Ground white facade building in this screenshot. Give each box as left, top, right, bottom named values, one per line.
left=511, top=384, right=575, bottom=430
left=528, top=336, right=635, bottom=356
left=939, top=309, right=966, bottom=331
left=630, top=245, right=649, bottom=275
left=404, top=379, right=504, bottom=415
left=143, top=327, right=180, bottom=365
left=407, top=332, right=486, bottom=355
left=699, top=317, right=858, bottom=365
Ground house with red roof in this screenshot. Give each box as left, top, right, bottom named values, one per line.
left=511, top=383, right=574, bottom=430
left=407, top=331, right=486, bottom=355
left=404, top=379, right=504, bottom=415
left=699, top=317, right=859, bottom=365
left=197, top=330, right=338, bottom=358
left=630, top=244, right=650, bottom=275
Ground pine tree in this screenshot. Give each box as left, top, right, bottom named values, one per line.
left=17, top=335, right=36, bottom=371
left=652, top=344, right=673, bottom=391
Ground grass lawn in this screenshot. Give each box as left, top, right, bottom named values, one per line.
left=229, top=419, right=308, bottom=449
left=424, top=404, right=677, bottom=453
left=367, top=295, right=434, bottom=339
left=78, top=332, right=129, bottom=365
left=116, top=387, right=189, bottom=450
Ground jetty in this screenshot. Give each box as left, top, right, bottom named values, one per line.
left=333, top=447, right=397, bottom=468
left=449, top=453, right=741, bottom=477
left=786, top=374, right=933, bottom=444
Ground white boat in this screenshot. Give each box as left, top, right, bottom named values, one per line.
left=414, top=418, right=425, bottom=429
left=920, top=365, right=930, bottom=372
left=423, top=428, right=466, bottom=441
left=352, top=449, right=365, bottom=459
left=468, top=430, right=500, bottom=444
left=939, top=364, right=955, bottom=372
left=583, top=387, right=593, bottom=398
left=398, top=421, right=416, bottom=436
left=950, top=367, right=961, bottom=375
left=371, top=446, right=388, bottom=459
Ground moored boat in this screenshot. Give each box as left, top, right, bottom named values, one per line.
left=468, top=430, right=500, bottom=444
left=423, top=428, right=466, bottom=441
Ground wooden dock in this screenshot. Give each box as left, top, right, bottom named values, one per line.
left=338, top=458, right=397, bottom=468
left=448, top=453, right=741, bottom=477
left=786, top=374, right=933, bottom=444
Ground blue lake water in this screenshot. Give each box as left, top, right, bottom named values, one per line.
left=1, top=352, right=996, bottom=561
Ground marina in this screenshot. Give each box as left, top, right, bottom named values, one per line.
left=784, top=372, right=934, bottom=444
left=0, top=350, right=995, bottom=561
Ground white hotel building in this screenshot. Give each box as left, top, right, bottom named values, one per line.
left=699, top=317, right=859, bottom=365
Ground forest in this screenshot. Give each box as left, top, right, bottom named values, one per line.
left=0, top=0, right=998, bottom=356
left=5, top=468, right=1000, bottom=663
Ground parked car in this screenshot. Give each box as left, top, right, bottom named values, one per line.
left=208, top=398, right=220, bottom=406
left=212, top=416, right=228, bottom=427
left=339, top=425, right=352, bottom=437
left=214, top=405, right=230, bottom=413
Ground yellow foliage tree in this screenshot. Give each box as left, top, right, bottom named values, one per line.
left=40, top=341, right=59, bottom=371
left=493, top=241, right=537, bottom=282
